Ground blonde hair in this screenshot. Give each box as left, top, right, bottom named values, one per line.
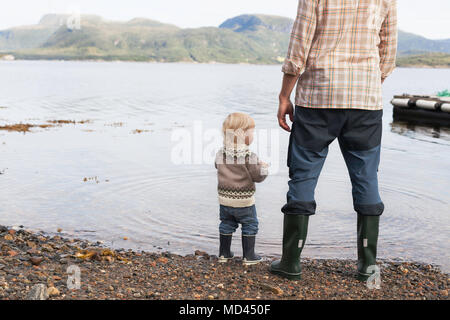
left=222, top=113, right=255, bottom=146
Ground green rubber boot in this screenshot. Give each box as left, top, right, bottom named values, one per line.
left=357, top=214, right=380, bottom=281
left=270, top=214, right=309, bottom=280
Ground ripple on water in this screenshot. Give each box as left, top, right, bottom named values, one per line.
left=68, top=170, right=449, bottom=272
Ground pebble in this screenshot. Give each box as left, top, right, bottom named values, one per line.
left=30, top=256, right=44, bottom=266
left=157, top=257, right=169, bottom=264
left=4, top=234, right=13, bottom=241
left=260, top=283, right=283, bottom=295
left=7, top=250, right=18, bottom=257
left=47, top=286, right=60, bottom=297
left=0, top=224, right=448, bottom=300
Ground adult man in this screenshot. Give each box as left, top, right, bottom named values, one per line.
left=271, top=0, right=397, bottom=281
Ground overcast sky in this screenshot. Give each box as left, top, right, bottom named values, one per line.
left=1, top=0, right=449, bottom=39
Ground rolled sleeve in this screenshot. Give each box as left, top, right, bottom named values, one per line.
left=282, top=59, right=305, bottom=76
left=379, top=0, right=398, bottom=80
left=282, top=0, right=318, bottom=76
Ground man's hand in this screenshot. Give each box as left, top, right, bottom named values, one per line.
left=278, top=73, right=299, bottom=132
left=278, top=96, right=294, bottom=132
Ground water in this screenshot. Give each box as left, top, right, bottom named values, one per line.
left=0, top=61, right=449, bottom=272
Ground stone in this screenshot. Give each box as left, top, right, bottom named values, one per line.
left=30, top=256, right=44, bottom=266
left=4, top=234, right=13, bottom=241
left=47, top=286, right=60, bottom=297
left=7, top=250, right=18, bottom=257
left=26, top=284, right=49, bottom=300
left=41, top=244, right=54, bottom=252
left=157, top=257, right=169, bottom=264
left=260, top=283, right=283, bottom=295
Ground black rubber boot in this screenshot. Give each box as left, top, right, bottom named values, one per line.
left=270, top=214, right=309, bottom=280
left=357, top=214, right=380, bottom=281
left=242, top=235, right=262, bottom=266
left=218, top=234, right=234, bottom=263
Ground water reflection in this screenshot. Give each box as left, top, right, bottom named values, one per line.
left=391, top=120, right=450, bottom=142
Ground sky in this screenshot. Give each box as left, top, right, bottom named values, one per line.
left=0, top=0, right=449, bottom=40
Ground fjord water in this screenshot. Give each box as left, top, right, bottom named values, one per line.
left=0, top=61, right=449, bottom=272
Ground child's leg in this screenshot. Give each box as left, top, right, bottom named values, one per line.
left=239, top=205, right=259, bottom=237
left=219, top=205, right=239, bottom=235
left=218, top=205, right=238, bottom=262
left=237, top=206, right=262, bottom=265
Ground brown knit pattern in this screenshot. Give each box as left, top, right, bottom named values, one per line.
left=218, top=187, right=255, bottom=200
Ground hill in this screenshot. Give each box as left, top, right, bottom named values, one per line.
left=3, top=14, right=289, bottom=64
left=398, top=30, right=450, bottom=55
left=396, top=52, right=450, bottom=68
left=0, top=13, right=449, bottom=66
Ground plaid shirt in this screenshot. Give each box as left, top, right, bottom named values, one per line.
left=283, top=0, right=398, bottom=110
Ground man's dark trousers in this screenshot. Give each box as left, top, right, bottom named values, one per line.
left=282, top=106, right=385, bottom=217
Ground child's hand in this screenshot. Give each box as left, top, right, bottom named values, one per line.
left=260, top=161, right=270, bottom=176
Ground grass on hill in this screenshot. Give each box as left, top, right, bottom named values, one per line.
left=396, top=52, right=450, bottom=68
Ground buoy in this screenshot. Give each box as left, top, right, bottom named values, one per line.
left=415, top=100, right=437, bottom=110
left=390, top=98, right=410, bottom=108
left=391, top=94, right=450, bottom=125
left=391, top=95, right=450, bottom=114
left=442, top=103, right=450, bottom=113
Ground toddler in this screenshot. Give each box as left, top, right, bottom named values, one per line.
left=215, top=113, right=268, bottom=265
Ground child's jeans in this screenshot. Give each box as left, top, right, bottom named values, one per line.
left=219, top=205, right=259, bottom=236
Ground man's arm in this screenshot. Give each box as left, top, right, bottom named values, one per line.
left=278, top=74, right=299, bottom=132
left=278, top=0, right=318, bottom=132
left=379, top=0, right=398, bottom=83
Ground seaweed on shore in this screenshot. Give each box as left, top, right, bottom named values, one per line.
left=0, top=120, right=92, bottom=133
left=0, top=123, right=53, bottom=132
left=47, top=120, right=91, bottom=125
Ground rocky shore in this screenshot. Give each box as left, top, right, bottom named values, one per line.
left=0, top=225, right=448, bottom=300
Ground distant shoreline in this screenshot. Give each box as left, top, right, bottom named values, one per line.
left=1, top=56, right=450, bottom=69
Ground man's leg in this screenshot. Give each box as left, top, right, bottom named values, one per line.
left=271, top=107, right=338, bottom=279
left=282, top=106, right=337, bottom=215
left=282, top=144, right=329, bottom=215
left=339, top=109, right=384, bottom=281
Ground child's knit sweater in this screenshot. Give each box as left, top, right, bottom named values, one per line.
left=215, top=144, right=268, bottom=208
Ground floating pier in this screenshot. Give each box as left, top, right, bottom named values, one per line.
left=391, top=94, right=450, bottom=125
